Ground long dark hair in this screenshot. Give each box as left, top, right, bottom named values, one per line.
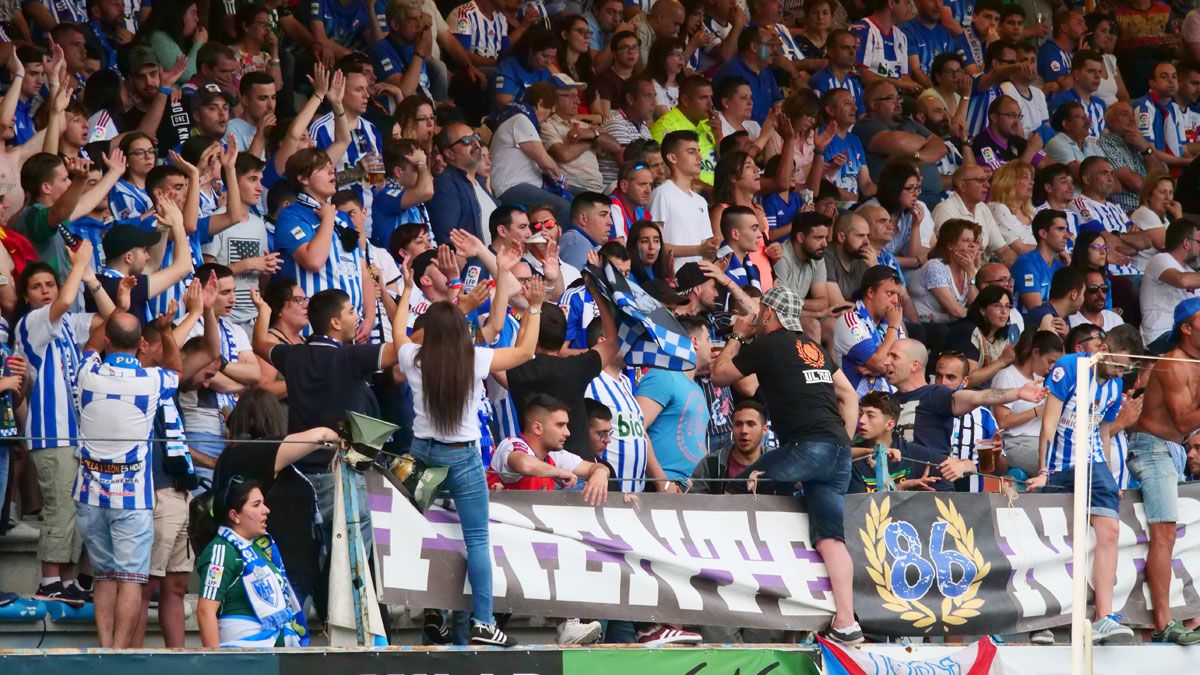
left=416, top=302, right=475, bottom=438
left=644, top=36, right=686, bottom=86
left=967, top=285, right=1012, bottom=339
left=1014, top=328, right=1064, bottom=366
left=226, top=388, right=288, bottom=441
left=554, top=15, right=595, bottom=86
left=1069, top=229, right=1107, bottom=273
left=135, top=0, right=199, bottom=51
left=876, top=160, right=921, bottom=213
left=712, top=151, right=753, bottom=206
left=81, top=70, right=126, bottom=125
left=262, top=277, right=300, bottom=329
left=627, top=219, right=671, bottom=285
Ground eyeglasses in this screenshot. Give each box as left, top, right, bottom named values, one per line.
left=995, top=111, right=1024, bottom=119
left=415, top=115, right=435, bottom=124
left=902, top=184, right=922, bottom=193
left=127, top=148, right=157, bottom=159
left=594, top=428, right=613, bottom=440
left=449, top=133, right=481, bottom=148
left=988, top=302, right=1013, bottom=311
left=1089, top=243, right=1109, bottom=251
left=616, top=44, right=640, bottom=52
left=288, top=295, right=309, bottom=305
left=873, top=95, right=899, bottom=103
left=574, top=27, right=593, bottom=36
left=1085, top=283, right=1109, bottom=293
left=1082, top=331, right=1106, bottom=344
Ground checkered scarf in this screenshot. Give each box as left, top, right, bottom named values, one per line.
left=584, top=263, right=696, bottom=371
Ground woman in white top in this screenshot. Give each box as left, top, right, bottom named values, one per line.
left=1130, top=171, right=1178, bottom=272
left=646, top=37, right=685, bottom=118
left=911, top=218, right=981, bottom=323
left=488, top=82, right=570, bottom=224
left=393, top=267, right=545, bottom=648
left=987, top=161, right=1037, bottom=256
left=990, top=329, right=1064, bottom=476
left=714, top=77, right=767, bottom=147
left=1083, top=13, right=1129, bottom=106
left=923, top=52, right=969, bottom=131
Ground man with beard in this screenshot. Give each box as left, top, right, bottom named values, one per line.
left=599, top=76, right=655, bottom=189
left=774, top=211, right=848, bottom=340
left=429, top=122, right=496, bottom=244
left=972, top=95, right=1045, bottom=170
left=827, top=211, right=872, bottom=302
left=124, top=46, right=192, bottom=154
left=852, top=81, right=947, bottom=207
left=1066, top=268, right=1125, bottom=332
left=912, top=92, right=967, bottom=198
left=1140, top=220, right=1200, bottom=352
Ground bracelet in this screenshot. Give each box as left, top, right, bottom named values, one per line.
left=729, top=334, right=747, bottom=345
left=1037, top=468, right=1049, bottom=476
left=158, top=85, right=172, bottom=96
left=12, top=73, right=22, bottom=79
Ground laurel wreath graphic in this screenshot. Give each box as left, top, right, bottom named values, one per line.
left=861, top=496, right=990, bottom=633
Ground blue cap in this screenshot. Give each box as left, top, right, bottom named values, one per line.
left=1169, top=297, right=1200, bottom=346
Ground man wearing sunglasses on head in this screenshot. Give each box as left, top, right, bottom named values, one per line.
left=428, top=122, right=497, bottom=246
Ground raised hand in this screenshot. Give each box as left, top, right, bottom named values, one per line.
left=116, top=275, right=136, bottom=312
left=327, top=69, right=346, bottom=106
left=155, top=198, right=183, bottom=229
left=68, top=239, right=94, bottom=268
left=457, top=281, right=492, bottom=314
left=495, top=241, right=521, bottom=272
left=309, top=62, right=330, bottom=99
left=201, top=269, right=219, bottom=309
left=102, top=148, right=127, bottom=175
left=183, top=278, right=203, bottom=315
left=169, top=149, right=199, bottom=178
left=435, top=244, right=461, bottom=280
left=448, top=229, right=485, bottom=259
left=64, top=155, right=91, bottom=180
left=525, top=275, right=547, bottom=308
left=156, top=301, right=179, bottom=330
left=162, top=55, right=189, bottom=88
left=250, top=288, right=270, bottom=315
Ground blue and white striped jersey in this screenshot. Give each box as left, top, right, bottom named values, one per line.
left=37, top=0, right=86, bottom=25
left=309, top=112, right=382, bottom=227
left=73, top=352, right=183, bottom=510
left=1071, top=195, right=1136, bottom=276
left=108, top=179, right=153, bottom=224
left=147, top=216, right=211, bottom=321
left=485, top=312, right=521, bottom=441
left=120, top=0, right=147, bottom=33
left=587, top=370, right=647, bottom=493
left=965, top=74, right=1002, bottom=138
left=1045, top=352, right=1122, bottom=473
left=1050, top=89, right=1107, bottom=139
left=1109, top=429, right=1130, bottom=490
left=950, top=405, right=997, bottom=493
left=448, top=1, right=509, bottom=60
left=560, top=283, right=596, bottom=351
left=15, top=306, right=93, bottom=451
left=274, top=197, right=365, bottom=315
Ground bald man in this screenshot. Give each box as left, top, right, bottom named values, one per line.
left=1099, top=101, right=1171, bottom=215
left=633, top=0, right=685, bottom=64
left=931, top=165, right=1009, bottom=263
left=884, top=338, right=1046, bottom=490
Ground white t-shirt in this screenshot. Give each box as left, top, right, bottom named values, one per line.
left=718, top=112, right=761, bottom=140
left=1130, top=205, right=1167, bottom=274
left=489, top=435, right=583, bottom=485
left=473, top=179, right=496, bottom=246
left=202, top=213, right=270, bottom=327
left=179, top=317, right=252, bottom=437
left=649, top=179, right=710, bottom=270
left=992, top=364, right=1042, bottom=438
left=488, top=114, right=545, bottom=197
left=1066, top=309, right=1124, bottom=332
left=653, top=80, right=678, bottom=111
left=398, top=343, right=493, bottom=442
left=1000, top=83, right=1050, bottom=137
left=1140, top=252, right=1196, bottom=345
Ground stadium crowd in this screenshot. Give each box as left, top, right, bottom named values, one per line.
left=0, top=0, right=1199, bottom=652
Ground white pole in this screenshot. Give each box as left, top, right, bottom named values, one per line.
left=1070, top=355, right=1095, bottom=675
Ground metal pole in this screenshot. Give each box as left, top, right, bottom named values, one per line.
left=873, top=443, right=889, bottom=492
left=1070, top=355, right=1094, bottom=675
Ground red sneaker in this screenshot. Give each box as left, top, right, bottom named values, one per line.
left=636, top=624, right=702, bottom=646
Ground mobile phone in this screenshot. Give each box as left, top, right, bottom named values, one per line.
left=1131, top=388, right=1145, bottom=399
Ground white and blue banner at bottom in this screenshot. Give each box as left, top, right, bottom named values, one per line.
left=366, top=474, right=1200, bottom=635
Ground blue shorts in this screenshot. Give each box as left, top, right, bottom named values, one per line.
left=1126, top=432, right=1181, bottom=523
left=736, top=440, right=851, bottom=542
left=75, top=503, right=154, bottom=584
left=1044, top=461, right=1120, bottom=520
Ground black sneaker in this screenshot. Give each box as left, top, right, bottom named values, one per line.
left=423, top=609, right=451, bottom=644
left=470, top=621, right=518, bottom=647
left=821, top=621, right=865, bottom=646
left=59, top=584, right=89, bottom=607
left=33, top=581, right=84, bottom=608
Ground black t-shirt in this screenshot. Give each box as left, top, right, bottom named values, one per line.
left=212, top=440, right=321, bottom=587
left=270, top=341, right=383, bottom=471
left=892, top=383, right=955, bottom=461
left=125, top=99, right=191, bottom=157
left=507, top=350, right=603, bottom=460
left=85, top=273, right=151, bottom=319
left=732, top=329, right=850, bottom=446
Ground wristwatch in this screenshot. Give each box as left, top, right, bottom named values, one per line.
left=528, top=307, right=542, bottom=315
left=1143, top=146, right=1154, bottom=156
left=0, top=274, right=10, bottom=286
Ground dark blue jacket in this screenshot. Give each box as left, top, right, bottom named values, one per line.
left=428, top=165, right=496, bottom=245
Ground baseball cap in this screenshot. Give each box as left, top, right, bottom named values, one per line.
left=550, top=73, right=586, bottom=90
left=1169, top=297, right=1200, bottom=346
left=762, top=286, right=804, bottom=332
left=191, top=83, right=239, bottom=113
left=127, top=45, right=160, bottom=74
left=103, top=224, right=162, bottom=260
left=673, top=262, right=710, bottom=294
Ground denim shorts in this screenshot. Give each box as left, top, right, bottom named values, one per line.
left=735, top=440, right=851, bottom=542
left=1126, top=432, right=1181, bottom=523
left=75, top=503, right=154, bottom=584
left=1044, top=461, right=1120, bottom=520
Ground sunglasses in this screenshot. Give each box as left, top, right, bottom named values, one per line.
left=448, top=133, right=481, bottom=148
left=222, top=474, right=247, bottom=510
left=1086, top=283, right=1108, bottom=293
left=531, top=217, right=557, bottom=231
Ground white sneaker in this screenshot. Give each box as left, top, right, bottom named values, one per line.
left=1029, top=629, right=1055, bottom=645
left=557, top=618, right=603, bottom=645
left=1092, top=614, right=1135, bottom=644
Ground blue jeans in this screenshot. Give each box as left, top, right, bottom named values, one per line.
left=498, top=184, right=570, bottom=227
left=1127, top=432, right=1181, bottom=523
left=188, top=431, right=225, bottom=493
left=736, top=440, right=851, bottom=542
left=76, top=504, right=154, bottom=584
left=410, top=437, right=495, bottom=625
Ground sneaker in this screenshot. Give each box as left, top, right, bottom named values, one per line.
left=821, top=621, right=865, bottom=646
left=422, top=609, right=450, bottom=644
left=1029, top=629, right=1055, bottom=645
left=1152, top=620, right=1200, bottom=645
left=557, top=618, right=603, bottom=645
left=470, top=621, right=518, bottom=647
left=636, top=624, right=702, bottom=646
left=59, top=584, right=89, bottom=607
left=32, top=581, right=84, bottom=608
left=1092, top=614, right=1135, bottom=644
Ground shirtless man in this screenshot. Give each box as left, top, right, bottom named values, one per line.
left=1127, top=297, right=1200, bottom=645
